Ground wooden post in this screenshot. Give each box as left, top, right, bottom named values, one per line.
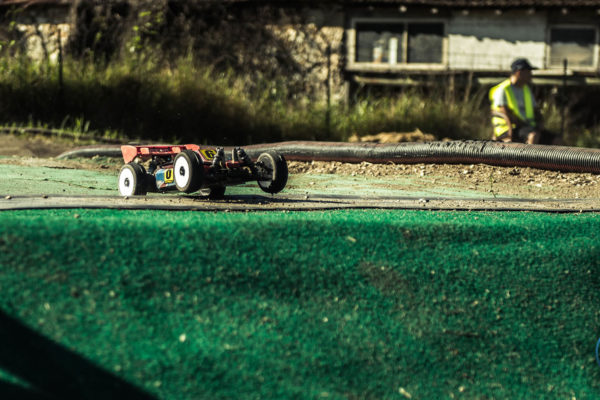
left=57, top=28, right=64, bottom=114
left=463, top=71, right=473, bottom=103
left=561, top=58, right=567, bottom=138
left=325, top=43, right=331, bottom=139
left=447, top=72, right=455, bottom=104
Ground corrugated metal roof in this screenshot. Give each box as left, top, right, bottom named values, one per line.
left=348, top=0, right=600, bottom=6
left=227, top=0, right=600, bottom=6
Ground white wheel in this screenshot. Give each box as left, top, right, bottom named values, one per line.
left=173, top=150, right=203, bottom=193
left=174, top=155, right=190, bottom=188
left=119, top=167, right=135, bottom=196
left=118, top=163, right=147, bottom=196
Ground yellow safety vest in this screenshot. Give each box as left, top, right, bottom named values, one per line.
left=489, top=79, right=536, bottom=137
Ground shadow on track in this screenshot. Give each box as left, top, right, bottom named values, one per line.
left=0, top=309, right=155, bottom=399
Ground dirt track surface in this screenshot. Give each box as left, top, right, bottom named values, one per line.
left=290, top=161, right=600, bottom=200
left=1, top=133, right=600, bottom=211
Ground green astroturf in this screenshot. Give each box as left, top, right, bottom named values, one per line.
left=0, top=209, right=600, bottom=399
left=0, top=160, right=493, bottom=198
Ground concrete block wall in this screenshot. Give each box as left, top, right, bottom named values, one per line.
left=11, top=6, right=71, bottom=63
left=265, top=8, right=348, bottom=104
left=447, top=10, right=548, bottom=71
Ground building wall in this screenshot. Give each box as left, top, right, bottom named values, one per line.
left=265, top=7, right=347, bottom=105
left=16, top=22, right=70, bottom=63
left=346, top=8, right=600, bottom=71
left=12, top=6, right=71, bottom=63
left=447, top=10, right=547, bottom=71
left=266, top=8, right=555, bottom=103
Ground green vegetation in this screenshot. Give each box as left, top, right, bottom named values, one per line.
left=0, top=119, right=122, bottom=144
left=0, top=209, right=599, bottom=398
left=0, top=54, right=494, bottom=145
left=0, top=53, right=591, bottom=146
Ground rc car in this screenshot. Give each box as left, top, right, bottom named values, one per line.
left=117, top=144, right=288, bottom=198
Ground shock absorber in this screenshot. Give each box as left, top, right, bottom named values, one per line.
left=237, top=147, right=257, bottom=174
left=236, top=148, right=253, bottom=166
left=212, top=147, right=226, bottom=169
left=231, top=147, right=240, bottom=163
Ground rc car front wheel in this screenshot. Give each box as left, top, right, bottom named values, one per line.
left=174, top=150, right=203, bottom=193
left=118, top=163, right=147, bottom=196
left=257, top=152, right=288, bottom=194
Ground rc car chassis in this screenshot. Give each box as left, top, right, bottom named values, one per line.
left=118, top=144, right=288, bottom=198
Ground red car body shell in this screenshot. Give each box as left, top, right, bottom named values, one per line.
left=121, top=144, right=218, bottom=164
left=121, top=144, right=245, bottom=169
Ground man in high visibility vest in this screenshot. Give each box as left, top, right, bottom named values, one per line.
left=489, top=58, right=559, bottom=144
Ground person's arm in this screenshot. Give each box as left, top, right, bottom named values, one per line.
left=490, top=106, right=515, bottom=142
left=496, top=105, right=520, bottom=125
left=492, top=87, right=521, bottom=126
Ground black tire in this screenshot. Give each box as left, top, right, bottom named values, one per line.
left=174, top=150, right=203, bottom=193
left=257, top=152, right=288, bottom=194
left=118, top=163, right=147, bottom=196
left=207, top=185, right=226, bottom=199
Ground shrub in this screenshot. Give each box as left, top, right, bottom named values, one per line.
left=0, top=53, right=596, bottom=146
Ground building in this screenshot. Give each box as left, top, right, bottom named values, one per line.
left=3, top=0, right=600, bottom=101
left=341, top=0, right=600, bottom=89
left=230, top=0, right=600, bottom=102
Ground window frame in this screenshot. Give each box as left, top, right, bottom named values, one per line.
left=546, top=24, right=599, bottom=71
left=347, top=17, right=448, bottom=72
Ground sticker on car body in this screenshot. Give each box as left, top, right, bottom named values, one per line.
left=200, top=149, right=216, bottom=161
left=164, top=168, right=174, bottom=183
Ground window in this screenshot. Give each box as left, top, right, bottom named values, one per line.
left=356, top=23, right=403, bottom=63
left=408, top=23, right=443, bottom=63
left=549, top=27, right=596, bottom=68
left=355, top=21, right=444, bottom=65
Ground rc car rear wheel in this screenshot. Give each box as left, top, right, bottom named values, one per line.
left=118, top=163, right=147, bottom=196
left=257, top=152, right=288, bottom=194
left=174, top=150, right=203, bottom=193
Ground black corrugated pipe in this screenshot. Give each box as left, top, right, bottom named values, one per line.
left=58, top=140, right=600, bottom=174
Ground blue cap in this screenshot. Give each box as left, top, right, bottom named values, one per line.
left=511, top=58, right=536, bottom=73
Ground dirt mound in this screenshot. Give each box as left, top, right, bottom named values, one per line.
left=348, top=129, right=436, bottom=143
left=0, top=134, right=75, bottom=157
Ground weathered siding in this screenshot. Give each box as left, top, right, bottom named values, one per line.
left=447, top=10, right=547, bottom=70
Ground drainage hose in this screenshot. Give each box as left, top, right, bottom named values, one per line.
left=57, top=144, right=126, bottom=159
left=58, top=140, right=600, bottom=174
